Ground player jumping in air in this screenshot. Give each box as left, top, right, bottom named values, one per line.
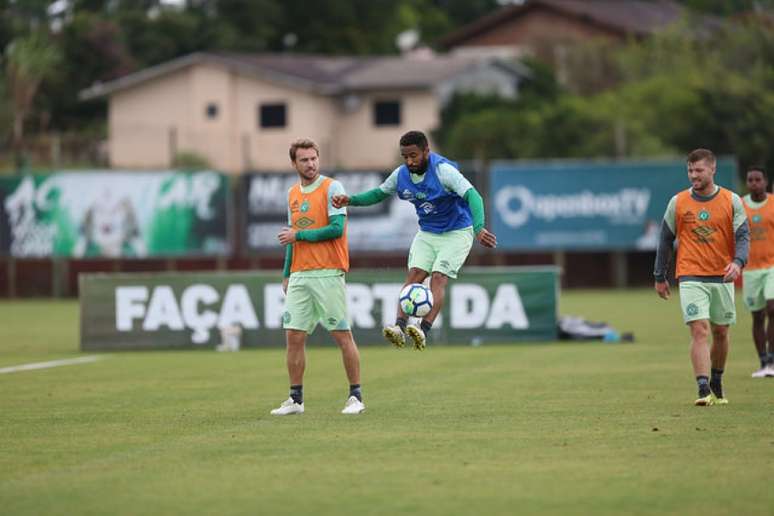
left=332, top=130, right=497, bottom=350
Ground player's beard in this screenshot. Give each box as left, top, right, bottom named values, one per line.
left=409, top=156, right=428, bottom=175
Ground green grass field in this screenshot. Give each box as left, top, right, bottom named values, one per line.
left=1, top=289, right=773, bottom=515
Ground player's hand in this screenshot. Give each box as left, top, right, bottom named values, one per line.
left=277, top=227, right=297, bottom=245
left=331, top=194, right=350, bottom=208
left=723, top=261, right=741, bottom=282
left=282, top=278, right=288, bottom=295
left=476, top=228, right=497, bottom=248
left=655, top=280, right=670, bottom=300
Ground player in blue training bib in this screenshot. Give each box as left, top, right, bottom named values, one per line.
left=395, top=151, right=473, bottom=233
left=332, top=130, right=497, bottom=350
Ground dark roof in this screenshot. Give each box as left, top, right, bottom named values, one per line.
left=439, top=0, right=722, bottom=49
left=80, top=51, right=529, bottom=100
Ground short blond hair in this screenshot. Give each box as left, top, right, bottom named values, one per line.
left=289, top=138, right=320, bottom=162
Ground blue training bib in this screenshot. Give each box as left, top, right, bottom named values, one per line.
left=396, top=152, right=472, bottom=233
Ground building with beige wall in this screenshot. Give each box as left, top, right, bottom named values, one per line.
left=82, top=52, right=528, bottom=173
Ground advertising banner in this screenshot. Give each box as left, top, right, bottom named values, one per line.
left=0, top=170, right=229, bottom=258
left=80, top=267, right=559, bottom=350
left=243, top=171, right=420, bottom=252
left=490, top=158, right=736, bottom=250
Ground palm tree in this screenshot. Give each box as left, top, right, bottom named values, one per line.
left=5, top=30, right=62, bottom=169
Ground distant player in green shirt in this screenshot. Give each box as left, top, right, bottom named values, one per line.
left=332, top=131, right=497, bottom=350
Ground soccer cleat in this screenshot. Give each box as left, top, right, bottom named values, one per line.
left=766, top=365, right=774, bottom=377
left=382, top=325, right=406, bottom=348
left=694, top=394, right=713, bottom=406
left=270, top=397, right=304, bottom=415
left=341, top=395, right=366, bottom=415
left=752, top=366, right=769, bottom=378
left=405, top=323, right=426, bottom=351
left=710, top=393, right=728, bottom=405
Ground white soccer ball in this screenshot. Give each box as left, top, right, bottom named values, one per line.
left=399, top=283, right=434, bottom=318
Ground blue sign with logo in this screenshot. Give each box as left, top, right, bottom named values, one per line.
left=490, top=158, right=736, bottom=250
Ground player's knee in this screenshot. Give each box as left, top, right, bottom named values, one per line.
left=408, top=268, right=429, bottom=282
left=711, top=325, right=728, bottom=339
left=766, top=303, right=774, bottom=319
left=431, top=271, right=449, bottom=286
left=285, top=329, right=306, bottom=348
left=689, top=320, right=709, bottom=339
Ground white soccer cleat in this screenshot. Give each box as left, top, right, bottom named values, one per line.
left=752, top=367, right=770, bottom=378
left=270, top=397, right=304, bottom=415
left=766, top=365, right=774, bottom=377
left=341, top=395, right=365, bottom=415
left=405, top=323, right=426, bottom=351
left=383, top=325, right=406, bottom=348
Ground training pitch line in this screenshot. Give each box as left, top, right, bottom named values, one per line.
left=0, top=356, right=103, bottom=374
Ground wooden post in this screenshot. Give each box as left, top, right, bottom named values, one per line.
left=7, top=257, right=16, bottom=298
left=168, top=126, right=178, bottom=167
left=612, top=251, right=628, bottom=288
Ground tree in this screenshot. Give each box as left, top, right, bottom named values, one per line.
left=5, top=30, right=62, bottom=167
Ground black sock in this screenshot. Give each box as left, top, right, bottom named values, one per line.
left=290, top=384, right=303, bottom=405
left=349, top=384, right=362, bottom=402
left=396, top=317, right=407, bottom=332
left=696, top=376, right=710, bottom=397
left=767, top=352, right=774, bottom=366
left=760, top=353, right=768, bottom=368
left=420, top=320, right=432, bottom=335
left=710, top=369, right=724, bottom=398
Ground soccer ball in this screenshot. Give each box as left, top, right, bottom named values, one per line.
left=399, top=283, right=433, bottom=318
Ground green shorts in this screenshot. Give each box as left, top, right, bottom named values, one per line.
left=408, top=227, right=474, bottom=279
left=742, top=267, right=774, bottom=311
left=679, top=281, right=736, bottom=325
left=283, top=273, right=351, bottom=334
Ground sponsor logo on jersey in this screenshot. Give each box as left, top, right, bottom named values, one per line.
left=692, top=225, right=716, bottom=243
left=419, top=202, right=435, bottom=214
left=295, top=217, right=314, bottom=229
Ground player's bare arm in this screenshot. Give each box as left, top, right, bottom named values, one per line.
left=476, top=228, right=497, bottom=248
left=277, top=227, right=297, bottom=245
left=655, top=280, right=670, bottom=300
left=331, top=194, right=350, bottom=208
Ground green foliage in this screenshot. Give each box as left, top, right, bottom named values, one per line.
left=439, top=14, right=774, bottom=175
left=675, top=0, right=773, bottom=16
left=173, top=150, right=211, bottom=170
left=4, top=29, right=62, bottom=156
left=0, top=0, right=500, bottom=136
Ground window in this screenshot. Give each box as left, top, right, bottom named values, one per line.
left=373, top=100, right=401, bottom=126
left=259, top=103, right=287, bottom=129
left=205, top=102, right=219, bottom=119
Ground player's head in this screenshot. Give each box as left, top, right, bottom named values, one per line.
left=746, top=166, right=768, bottom=196
left=399, top=130, right=430, bottom=174
left=686, top=148, right=716, bottom=191
left=289, top=138, right=320, bottom=182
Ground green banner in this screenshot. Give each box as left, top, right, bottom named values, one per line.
left=80, top=268, right=558, bottom=350
left=0, top=170, right=229, bottom=257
